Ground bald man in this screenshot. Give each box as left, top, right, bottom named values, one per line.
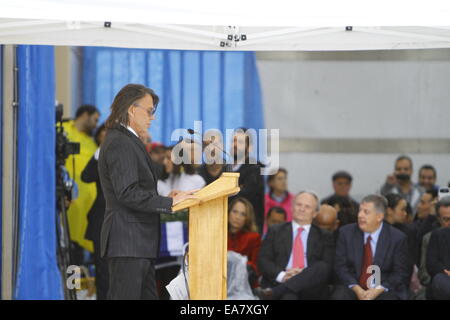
left=314, top=205, right=340, bottom=232
left=256, top=192, right=334, bottom=300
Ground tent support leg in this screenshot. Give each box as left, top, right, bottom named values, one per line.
left=2, top=44, right=18, bottom=300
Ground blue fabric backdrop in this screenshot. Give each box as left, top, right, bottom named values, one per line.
left=82, top=48, right=264, bottom=148
left=15, top=45, right=63, bottom=300
left=0, top=45, right=3, bottom=298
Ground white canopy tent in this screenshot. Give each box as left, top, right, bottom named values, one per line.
left=3, top=0, right=450, bottom=301
left=1, top=0, right=450, bottom=51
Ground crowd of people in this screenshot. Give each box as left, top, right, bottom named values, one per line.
left=65, top=104, right=450, bottom=300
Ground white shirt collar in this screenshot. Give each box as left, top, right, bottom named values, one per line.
left=292, top=220, right=311, bottom=234
left=364, top=222, right=383, bottom=242
left=121, top=123, right=139, bottom=138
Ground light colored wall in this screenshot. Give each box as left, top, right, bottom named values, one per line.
left=55, top=46, right=72, bottom=117
left=55, top=46, right=82, bottom=118
left=256, top=50, right=450, bottom=201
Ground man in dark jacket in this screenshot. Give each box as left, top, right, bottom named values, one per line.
left=426, top=196, right=450, bottom=300
left=98, top=84, right=196, bottom=300
left=332, top=194, right=410, bottom=300
left=229, top=128, right=265, bottom=233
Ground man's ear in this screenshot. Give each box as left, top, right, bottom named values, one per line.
left=127, top=105, right=135, bottom=118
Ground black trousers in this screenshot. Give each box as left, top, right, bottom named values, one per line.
left=107, top=257, right=158, bottom=300
left=93, top=240, right=109, bottom=300
left=271, top=262, right=331, bottom=300
left=331, top=285, right=398, bottom=300
left=430, top=273, right=450, bottom=300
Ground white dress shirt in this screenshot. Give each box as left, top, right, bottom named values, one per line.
left=276, top=222, right=311, bottom=283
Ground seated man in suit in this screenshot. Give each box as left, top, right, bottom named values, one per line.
left=331, top=194, right=411, bottom=300
left=418, top=196, right=450, bottom=291
left=314, top=204, right=340, bottom=242
left=426, top=197, right=450, bottom=300
left=256, top=191, right=334, bottom=300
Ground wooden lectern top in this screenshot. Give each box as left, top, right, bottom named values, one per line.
left=171, top=172, right=240, bottom=212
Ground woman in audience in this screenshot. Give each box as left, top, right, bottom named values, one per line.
left=264, top=168, right=293, bottom=233
left=385, top=193, right=409, bottom=225
left=228, top=197, right=262, bottom=287
left=385, top=193, right=419, bottom=296
left=157, top=140, right=205, bottom=196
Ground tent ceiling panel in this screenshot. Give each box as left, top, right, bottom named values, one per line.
left=1, top=1, right=450, bottom=51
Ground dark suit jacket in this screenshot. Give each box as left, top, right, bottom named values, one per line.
left=392, top=222, right=418, bottom=273
left=231, top=162, right=265, bottom=232
left=257, top=222, right=334, bottom=289
left=98, top=126, right=173, bottom=258
left=426, top=227, right=450, bottom=278
left=81, top=154, right=105, bottom=247
left=334, top=222, right=410, bottom=300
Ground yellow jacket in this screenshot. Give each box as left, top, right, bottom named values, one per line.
left=62, top=120, right=97, bottom=252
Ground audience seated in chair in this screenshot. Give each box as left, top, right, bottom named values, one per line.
left=264, top=168, right=294, bottom=233
left=331, top=194, right=410, bottom=300
left=263, top=206, right=287, bottom=239
left=227, top=197, right=262, bottom=288
left=426, top=196, right=450, bottom=300
left=256, top=191, right=334, bottom=300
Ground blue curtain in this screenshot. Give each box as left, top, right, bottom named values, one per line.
left=82, top=48, right=264, bottom=147
left=15, top=45, right=63, bottom=300
left=0, top=45, right=3, bottom=298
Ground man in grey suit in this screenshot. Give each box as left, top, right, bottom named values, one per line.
left=98, top=84, right=197, bottom=300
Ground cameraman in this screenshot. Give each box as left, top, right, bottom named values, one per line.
left=62, top=105, right=100, bottom=261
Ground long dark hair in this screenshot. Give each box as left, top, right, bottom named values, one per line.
left=228, top=197, right=258, bottom=233
left=385, top=193, right=404, bottom=210
left=105, top=84, right=159, bottom=129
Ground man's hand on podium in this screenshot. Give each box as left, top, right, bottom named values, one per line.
left=169, top=189, right=200, bottom=206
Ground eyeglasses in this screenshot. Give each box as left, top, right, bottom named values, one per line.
left=133, top=103, right=157, bottom=116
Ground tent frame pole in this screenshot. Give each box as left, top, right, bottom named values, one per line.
left=2, top=44, right=18, bottom=300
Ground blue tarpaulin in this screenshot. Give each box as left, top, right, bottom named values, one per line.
left=82, top=48, right=265, bottom=147
left=15, top=45, right=63, bottom=300
left=0, top=45, right=3, bottom=298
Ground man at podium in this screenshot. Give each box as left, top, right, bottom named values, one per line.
left=98, top=84, right=197, bottom=300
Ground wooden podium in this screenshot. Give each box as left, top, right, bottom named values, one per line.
left=172, top=172, right=240, bottom=300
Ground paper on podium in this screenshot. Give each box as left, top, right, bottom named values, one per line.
left=172, top=172, right=240, bottom=212
left=166, top=270, right=189, bottom=300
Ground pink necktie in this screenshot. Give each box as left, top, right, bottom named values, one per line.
left=293, top=227, right=305, bottom=269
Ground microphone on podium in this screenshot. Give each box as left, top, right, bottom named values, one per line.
left=187, top=128, right=232, bottom=172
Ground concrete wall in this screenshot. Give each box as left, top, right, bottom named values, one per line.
left=256, top=50, right=450, bottom=201
left=55, top=46, right=82, bottom=118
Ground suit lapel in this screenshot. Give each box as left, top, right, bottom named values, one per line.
left=354, top=226, right=364, bottom=278
left=281, top=223, right=293, bottom=265
left=118, top=126, right=158, bottom=186
left=373, top=222, right=388, bottom=267
left=306, top=225, right=319, bottom=263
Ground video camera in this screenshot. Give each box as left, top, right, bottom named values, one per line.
left=55, top=103, right=80, bottom=300
left=56, top=103, right=80, bottom=161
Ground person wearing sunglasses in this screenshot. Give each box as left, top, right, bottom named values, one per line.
left=98, top=84, right=198, bottom=300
